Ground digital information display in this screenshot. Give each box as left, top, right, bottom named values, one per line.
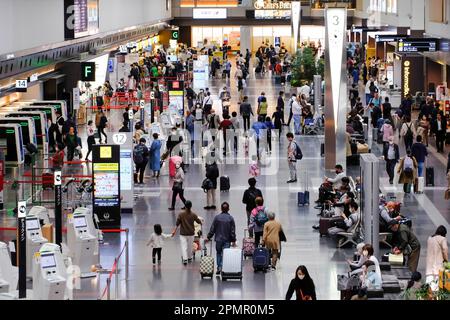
left=73, top=216, right=87, bottom=228
left=26, top=218, right=40, bottom=230
left=64, top=0, right=99, bottom=39
left=93, top=163, right=120, bottom=207
left=120, top=151, right=133, bottom=192
left=92, top=144, right=121, bottom=228
left=398, top=38, right=439, bottom=52
left=40, top=254, right=56, bottom=269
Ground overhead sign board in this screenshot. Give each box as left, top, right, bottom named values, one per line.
left=15, top=80, right=27, bottom=92
left=193, top=8, right=227, bottom=19
left=398, top=38, right=439, bottom=52
left=375, top=34, right=408, bottom=43
left=81, top=62, right=96, bottom=81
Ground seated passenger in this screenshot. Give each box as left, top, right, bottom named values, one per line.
left=315, top=165, right=347, bottom=207
left=379, top=201, right=402, bottom=232
left=351, top=244, right=382, bottom=278
left=360, top=260, right=382, bottom=290
left=347, top=243, right=367, bottom=271
left=401, top=271, right=423, bottom=300
left=328, top=201, right=360, bottom=236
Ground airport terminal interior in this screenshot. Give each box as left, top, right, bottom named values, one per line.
left=0, top=0, right=450, bottom=301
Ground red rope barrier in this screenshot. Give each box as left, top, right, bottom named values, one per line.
left=100, top=241, right=127, bottom=300
left=0, top=227, right=17, bottom=231
left=101, top=229, right=128, bottom=233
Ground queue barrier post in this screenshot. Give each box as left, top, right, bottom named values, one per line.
left=106, top=277, right=111, bottom=300
left=114, top=257, right=119, bottom=300
left=125, top=228, right=129, bottom=281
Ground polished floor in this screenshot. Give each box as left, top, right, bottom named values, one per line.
left=1, top=68, right=449, bottom=300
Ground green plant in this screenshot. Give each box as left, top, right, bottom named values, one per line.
left=300, top=47, right=317, bottom=82
left=290, top=50, right=303, bottom=87
left=316, top=57, right=325, bottom=79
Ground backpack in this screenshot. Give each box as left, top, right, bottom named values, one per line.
left=133, top=144, right=145, bottom=164
left=255, top=207, right=268, bottom=227
left=259, top=101, right=268, bottom=114
left=294, top=142, right=303, bottom=160
left=404, top=123, right=413, bottom=140
left=403, top=156, right=413, bottom=173
left=201, top=178, right=213, bottom=192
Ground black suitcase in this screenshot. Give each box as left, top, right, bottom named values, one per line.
left=425, top=167, right=434, bottom=186
left=255, top=66, right=262, bottom=73
left=446, top=132, right=450, bottom=145
left=320, top=143, right=325, bottom=157
left=297, top=191, right=310, bottom=206
left=220, top=176, right=230, bottom=191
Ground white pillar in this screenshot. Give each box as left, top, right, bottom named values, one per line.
left=240, top=26, right=252, bottom=54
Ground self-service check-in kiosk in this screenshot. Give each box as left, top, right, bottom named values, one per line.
left=0, top=124, right=24, bottom=165
left=0, top=242, right=18, bottom=297
left=0, top=117, right=37, bottom=147
left=66, top=207, right=98, bottom=278
left=28, top=206, right=50, bottom=225
left=26, top=216, right=48, bottom=278
left=6, top=112, right=48, bottom=148
left=22, top=100, right=68, bottom=121
left=32, top=243, right=66, bottom=300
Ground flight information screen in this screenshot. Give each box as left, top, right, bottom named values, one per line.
left=398, top=39, right=439, bottom=52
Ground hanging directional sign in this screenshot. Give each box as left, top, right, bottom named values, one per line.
left=140, top=100, right=145, bottom=109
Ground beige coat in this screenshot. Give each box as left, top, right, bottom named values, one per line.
left=425, top=235, right=448, bottom=277
left=262, top=220, right=282, bottom=251
left=397, top=156, right=418, bottom=184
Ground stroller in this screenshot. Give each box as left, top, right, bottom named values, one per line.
left=303, top=115, right=324, bottom=135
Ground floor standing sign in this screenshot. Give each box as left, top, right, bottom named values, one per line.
left=107, top=133, right=134, bottom=214
left=17, top=200, right=27, bottom=298
left=92, top=145, right=121, bottom=229
left=0, top=150, right=4, bottom=210
left=324, top=7, right=347, bottom=171
left=54, top=170, right=62, bottom=246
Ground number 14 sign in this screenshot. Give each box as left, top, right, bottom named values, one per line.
left=16, top=79, right=27, bottom=92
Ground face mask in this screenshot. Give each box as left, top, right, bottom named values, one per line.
left=298, top=275, right=305, bottom=280
left=362, top=250, right=368, bottom=257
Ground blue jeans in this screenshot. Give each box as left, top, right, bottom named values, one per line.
left=417, top=162, right=424, bottom=177
left=216, top=241, right=230, bottom=270
left=293, top=115, right=301, bottom=134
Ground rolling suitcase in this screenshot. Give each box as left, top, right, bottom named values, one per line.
left=42, top=172, right=54, bottom=190
left=426, top=167, right=434, bottom=186
left=297, top=171, right=310, bottom=206
left=320, top=143, right=325, bottom=157
left=242, top=228, right=255, bottom=258
left=220, top=176, right=230, bottom=191
left=199, top=241, right=214, bottom=279
left=252, top=246, right=270, bottom=272
left=319, top=217, right=331, bottom=237
left=414, top=177, right=424, bottom=194
left=221, top=247, right=243, bottom=281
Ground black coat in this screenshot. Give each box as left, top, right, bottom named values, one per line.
left=285, top=278, right=317, bottom=301
left=206, top=164, right=219, bottom=189
left=383, top=143, right=400, bottom=162
left=431, top=118, right=447, bottom=135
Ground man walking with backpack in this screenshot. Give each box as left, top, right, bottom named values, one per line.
left=134, top=138, right=149, bottom=184
left=242, top=178, right=263, bottom=238
left=286, top=132, right=302, bottom=183
left=400, top=116, right=416, bottom=152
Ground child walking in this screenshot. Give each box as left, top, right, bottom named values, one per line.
left=146, top=224, right=172, bottom=264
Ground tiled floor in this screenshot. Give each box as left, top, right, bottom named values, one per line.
left=1, top=67, right=449, bottom=300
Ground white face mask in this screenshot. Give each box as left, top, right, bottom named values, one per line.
left=298, top=275, right=305, bottom=280
left=362, top=250, right=369, bottom=257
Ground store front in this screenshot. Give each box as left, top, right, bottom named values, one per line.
left=191, top=25, right=325, bottom=54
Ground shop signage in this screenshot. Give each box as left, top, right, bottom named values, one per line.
left=375, top=34, right=408, bottom=43
left=171, top=30, right=179, bottom=40
left=29, top=73, right=39, bottom=82
left=254, top=0, right=291, bottom=10
left=403, top=60, right=411, bottom=97
left=73, top=88, right=80, bottom=110
left=193, top=8, right=227, bottom=19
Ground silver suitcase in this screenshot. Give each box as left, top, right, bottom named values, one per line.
left=221, top=247, right=243, bottom=281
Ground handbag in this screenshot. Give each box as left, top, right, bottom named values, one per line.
left=279, top=229, right=287, bottom=242
left=337, top=274, right=360, bottom=291
left=172, top=181, right=183, bottom=192
left=300, top=289, right=312, bottom=301
left=388, top=253, right=404, bottom=265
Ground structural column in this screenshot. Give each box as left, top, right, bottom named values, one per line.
left=239, top=26, right=252, bottom=54
left=324, top=7, right=348, bottom=171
